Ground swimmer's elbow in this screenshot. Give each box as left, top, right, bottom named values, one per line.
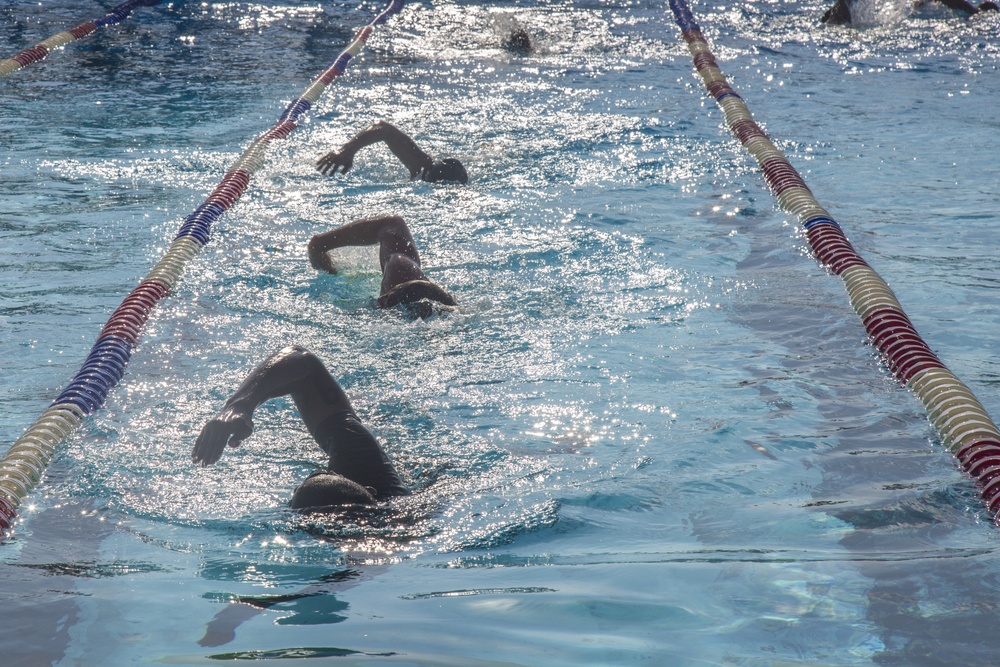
left=368, top=120, right=398, bottom=137
left=274, top=344, right=316, bottom=364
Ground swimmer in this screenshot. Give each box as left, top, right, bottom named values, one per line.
left=316, top=120, right=468, bottom=184
left=823, top=0, right=997, bottom=23
left=929, top=0, right=999, bottom=14
left=501, top=26, right=533, bottom=54
left=821, top=0, right=852, bottom=23
left=307, top=215, right=456, bottom=314
left=192, top=345, right=409, bottom=511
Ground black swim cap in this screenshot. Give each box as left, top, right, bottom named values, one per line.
left=502, top=28, right=533, bottom=54
left=290, top=472, right=376, bottom=511
left=377, top=279, right=457, bottom=310
left=425, top=158, right=468, bottom=184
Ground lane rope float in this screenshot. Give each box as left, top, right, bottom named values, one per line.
left=666, top=0, right=1000, bottom=521
left=0, top=0, right=165, bottom=79
left=0, top=0, right=408, bottom=534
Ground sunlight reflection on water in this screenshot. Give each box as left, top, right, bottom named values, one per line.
left=4, top=0, right=1000, bottom=664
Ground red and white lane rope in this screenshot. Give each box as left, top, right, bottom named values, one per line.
left=0, top=0, right=165, bottom=79
left=668, top=0, right=1000, bottom=521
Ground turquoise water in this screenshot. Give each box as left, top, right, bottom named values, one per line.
left=2, top=0, right=1000, bottom=664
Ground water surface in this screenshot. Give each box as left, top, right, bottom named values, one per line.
left=1, top=1, right=999, bottom=665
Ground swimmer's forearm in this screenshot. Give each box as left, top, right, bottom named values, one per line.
left=377, top=124, right=434, bottom=177
left=223, top=347, right=314, bottom=413
left=308, top=216, right=407, bottom=256
left=307, top=229, right=345, bottom=261
left=196, top=347, right=346, bottom=465
left=345, top=121, right=433, bottom=177
left=339, top=123, right=384, bottom=155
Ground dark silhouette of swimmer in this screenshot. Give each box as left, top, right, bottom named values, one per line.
left=821, top=0, right=853, bottom=23
left=193, top=345, right=409, bottom=511
left=307, top=214, right=456, bottom=314
left=501, top=27, right=533, bottom=54
left=316, top=120, right=468, bottom=184
left=823, top=0, right=998, bottom=23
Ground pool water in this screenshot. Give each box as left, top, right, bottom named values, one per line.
left=2, top=1, right=999, bottom=665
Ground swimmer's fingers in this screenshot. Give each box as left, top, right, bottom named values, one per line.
left=310, top=250, right=338, bottom=274
left=192, top=420, right=228, bottom=466
left=315, top=151, right=336, bottom=174
left=316, top=150, right=353, bottom=176
left=315, top=152, right=333, bottom=175
left=192, top=413, right=253, bottom=466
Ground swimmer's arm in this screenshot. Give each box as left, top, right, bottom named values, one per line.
left=316, top=121, right=433, bottom=179
left=368, top=122, right=435, bottom=179
left=308, top=216, right=413, bottom=274
left=193, top=346, right=352, bottom=465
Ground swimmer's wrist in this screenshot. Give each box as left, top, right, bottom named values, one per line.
left=340, top=139, right=361, bottom=157
left=222, top=397, right=252, bottom=417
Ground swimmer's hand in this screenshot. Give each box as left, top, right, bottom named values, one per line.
left=316, top=148, right=355, bottom=176
left=308, top=248, right=337, bottom=274
left=193, top=405, right=254, bottom=466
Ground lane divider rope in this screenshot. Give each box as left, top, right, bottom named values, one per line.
left=0, top=0, right=165, bottom=79
left=0, top=0, right=408, bottom=533
left=668, top=0, right=1000, bottom=521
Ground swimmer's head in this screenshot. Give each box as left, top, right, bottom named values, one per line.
left=377, top=279, right=457, bottom=312
left=979, top=1, right=999, bottom=10
left=501, top=28, right=533, bottom=54
left=424, top=158, right=468, bottom=184
left=290, top=472, right=376, bottom=512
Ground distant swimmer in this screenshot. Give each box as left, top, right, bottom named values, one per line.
left=307, top=214, right=456, bottom=316
left=823, top=0, right=998, bottom=23
left=316, top=120, right=468, bottom=184
left=501, top=26, right=534, bottom=54
left=193, top=345, right=410, bottom=511
left=919, top=0, right=999, bottom=14
left=821, top=0, right=852, bottom=23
